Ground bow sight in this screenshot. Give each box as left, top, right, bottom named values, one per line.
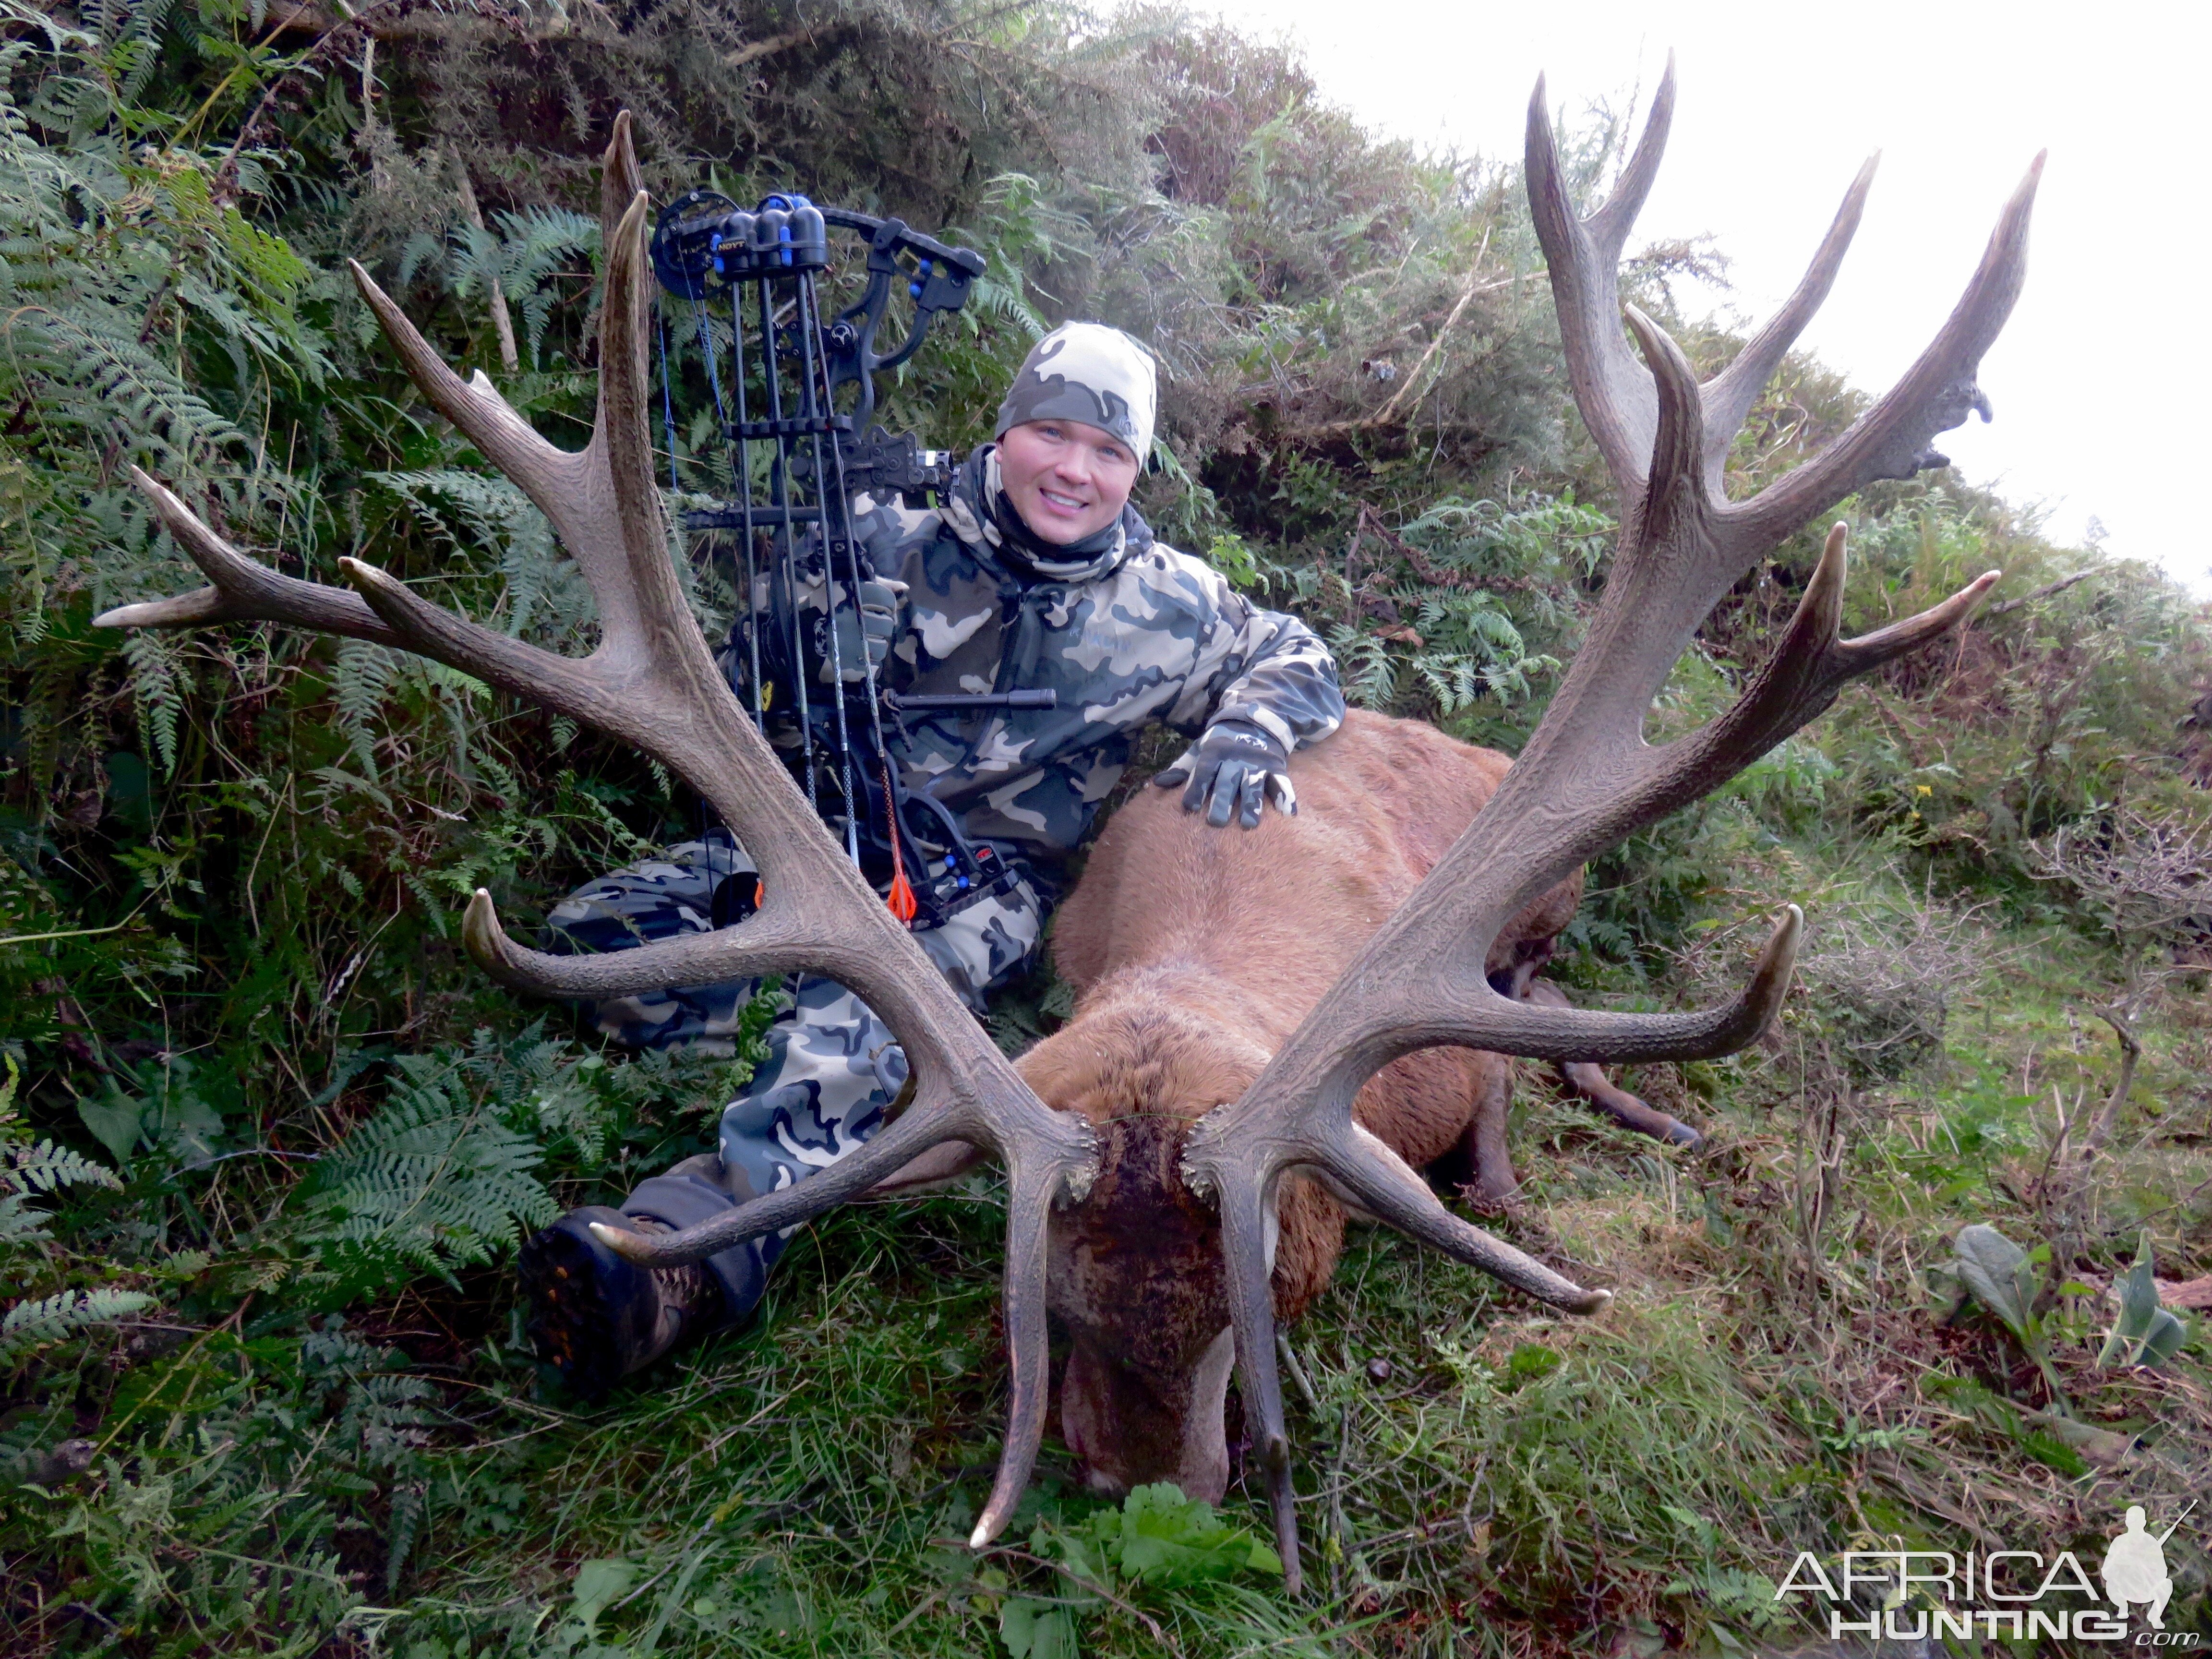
left=649, top=190, right=1000, bottom=915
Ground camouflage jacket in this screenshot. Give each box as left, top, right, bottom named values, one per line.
left=725, top=447, right=1343, bottom=878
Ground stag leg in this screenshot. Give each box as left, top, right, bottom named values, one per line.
left=1521, top=979, right=1703, bottom=1148
left=1458, top=1060, right=1520, bottom=1207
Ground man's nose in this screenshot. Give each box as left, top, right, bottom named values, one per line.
left=1051, top=446, right=1094, bottom=485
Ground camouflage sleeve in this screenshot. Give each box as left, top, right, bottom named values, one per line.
left=1158, top=544, right=1345, bottom=751
left=541, top=833, right=764, bottom=1053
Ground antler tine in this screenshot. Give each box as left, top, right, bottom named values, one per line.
left=1724, top=153, right=2044, bottom=555
left=94, top=468, right=402, bottom=645
left=971, top=1160, right=1060, bottom=1548
left=1656, top=523, right=2000, bottom=793
left=598, top=109, right=644, bottom=242
left=340, top=114, right=668, bottom=658
left=1699, top=155, right=1878, bottom=495
left=587, top=1092, right=1081, bottom=1555
left=593, top=1094, right=985, bottom=1263
left=1183, top=904, right=1801, bottom=1210
left=1213, top=1167, right=1302, bottom=1594
left=1584, top=49, right=1676, bottom=250
left=1317, top=1131, right=1609, bottom=1310
left=460, top=884, right=859, bottom=1000
left=1524, top=61, right=1675, bottom=496
left=344, top=189, right=670, bottom=655
left=1195, top=1127, right=1615, bottom=1596
left=348, top=263, right=576, bottom=524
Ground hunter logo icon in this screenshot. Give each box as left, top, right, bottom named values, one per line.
left=1776, top=1499, right=2200, bottom=1644
left=2105, top=1502, right=2194, bottom=1630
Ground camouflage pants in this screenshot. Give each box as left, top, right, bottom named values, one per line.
left=545, top=830, right=1045, bottom=1304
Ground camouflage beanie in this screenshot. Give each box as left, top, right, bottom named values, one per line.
left=993, top=322, right=1156, bottom=460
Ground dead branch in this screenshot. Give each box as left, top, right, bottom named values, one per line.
left=2076, top=1003, right=2143, bottom=1159
left=1983, top=568, right=2094, bottom=618
left=447, top=149, right=519, bottom=373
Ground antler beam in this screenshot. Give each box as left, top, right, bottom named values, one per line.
left=1184, top=67, right=2040, bottom=1592
left=95, top=111, right=1093, bottom=1554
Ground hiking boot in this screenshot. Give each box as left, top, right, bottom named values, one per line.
left=518, top=1157, right=767, bottom=1401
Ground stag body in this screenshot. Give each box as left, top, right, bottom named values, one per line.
left=1025, top=709, right=1574, bottom=1498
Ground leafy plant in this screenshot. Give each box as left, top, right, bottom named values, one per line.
left=401, top=205, right=601, bottom=369
left=1938, top=1223, right=2080, bottom=1411
left=1, top=1084, right=124, bottom=1246
left=998, top=1483, right=1283, bottom=1657
left=299, top=1052, right=558, bottom=1290
left=2099, top=1231, right=2192, bottom=1370
left=0, top=1286, right=156, bottom=1367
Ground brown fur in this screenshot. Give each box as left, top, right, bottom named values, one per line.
left=1020, top=709, right=1577, bottom=1497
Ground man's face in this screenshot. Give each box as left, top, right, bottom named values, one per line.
left=997, top=419, right=1140, bottom=546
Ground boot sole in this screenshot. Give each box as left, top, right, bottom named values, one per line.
left=517, top=1207, right=646, bottom=1404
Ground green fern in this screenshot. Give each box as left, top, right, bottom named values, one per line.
left=429, top=206, right=600, bottom=368
left=301, top=1058, right=556, bottom=1282
left=332, top=638, right=400, bottom=778
left=6, top=1138, right=123, bottom=1196
left=1, top=1128, right=124, bottom=1247
left=369, top=469, right=595, bottom=647
left=121, top=625, right=189, bottom=777
left=0, top=1287, right=156, bottom=1365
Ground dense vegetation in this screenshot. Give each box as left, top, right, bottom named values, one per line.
left=2, top=0, right=2207, bottom=1653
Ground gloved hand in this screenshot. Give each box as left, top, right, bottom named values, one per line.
left=822, top=576, right=908, bottom=684
left=1152, top=718, right=1297, bottom=829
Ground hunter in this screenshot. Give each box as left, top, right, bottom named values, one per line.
left=517, top=323, right=1346, bottom=1396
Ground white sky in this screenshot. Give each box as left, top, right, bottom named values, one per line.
left=1198, top=0, right=2212, bottom=595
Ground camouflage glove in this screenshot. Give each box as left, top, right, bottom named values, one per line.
left=1153, top=717, right=1296, bottom=829
left=823, top=576, right=908, bottom=683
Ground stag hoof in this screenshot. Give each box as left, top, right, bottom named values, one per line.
left=1663, top=1121, right=1704, bottom=1149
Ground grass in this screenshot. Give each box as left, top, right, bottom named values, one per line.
left=6, top=913, right=2208, bottom=1658
left=385, top=926, right=2210, bottom=1655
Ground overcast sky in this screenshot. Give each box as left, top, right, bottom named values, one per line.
left=1198, top=0, right=2211, bottom=595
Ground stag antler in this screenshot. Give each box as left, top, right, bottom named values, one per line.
left=1181, top=60, right=2039, bottom=1590
left=95, top=114, right=1094, bottom=1551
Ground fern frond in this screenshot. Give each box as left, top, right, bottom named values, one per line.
left=332, top=638, right=399, bottom=778
left=4, top=1138, right=123, bottom=1195
left=303, top=1071, right=555, bottom=1277
left=0, top=1287, right=155, bottom=1364
left=121, top=625, right=187, bottom=776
